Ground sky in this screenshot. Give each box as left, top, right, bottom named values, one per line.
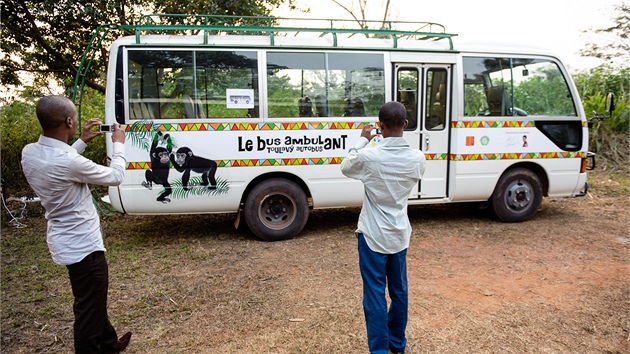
left=273, top=0, right=626, bottom=71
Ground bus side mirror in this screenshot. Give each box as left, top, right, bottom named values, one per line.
left=605, top=92, right=615, bottom=116
left=588, top=92, right=616, bottom=129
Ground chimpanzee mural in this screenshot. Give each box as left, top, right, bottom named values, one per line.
left=129, top=121, right=229, bottom=203
left=171, top=147, right=218, bottom=190
left=142, top=131, right=173, bottom=203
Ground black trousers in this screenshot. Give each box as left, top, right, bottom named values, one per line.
left=66, top=251, right=118, bottom=354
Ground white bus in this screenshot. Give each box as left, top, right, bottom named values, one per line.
left=92, top=15, right=590, bottom=241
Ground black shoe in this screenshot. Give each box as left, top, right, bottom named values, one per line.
left=114, top=332, right=132, bottom=353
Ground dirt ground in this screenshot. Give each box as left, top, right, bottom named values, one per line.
left=1, top=170, right=629, bottom=353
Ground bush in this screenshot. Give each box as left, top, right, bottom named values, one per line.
left=1, top=99, right=39, bottom=194
left=1, top=90, right=107, bottom=196
left=574, top=65, right=630, bottom=173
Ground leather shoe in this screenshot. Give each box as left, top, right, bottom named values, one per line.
left=114, top=332, right=132, bottom=353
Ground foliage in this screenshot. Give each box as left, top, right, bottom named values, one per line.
left=1, top=99, right=39, bottom=192
left=514, top=70, right=576, bottom=116
left=164, top=176, right=230, bottom=199
left=0, top=90, right=107, bottom=193
left=1, top=0, right=296, bottom=96
left=574, top=65, right=630, bottom=133
left=331, top=0, right=392, bottom=30
left=579, top=3, right=630, bottom=67
left=573, top=3, right=629, bottom=172
left=573, top=65, right=629, bottom=172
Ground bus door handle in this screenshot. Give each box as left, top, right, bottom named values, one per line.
left=424, top=135, right=430, bottom=151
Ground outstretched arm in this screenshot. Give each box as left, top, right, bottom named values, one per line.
left=340, top=125, right=373, bottom=179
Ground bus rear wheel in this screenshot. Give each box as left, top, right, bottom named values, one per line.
left=491, top=168, right=542, bottom=222
left=244, top=178, right=309, bottom=241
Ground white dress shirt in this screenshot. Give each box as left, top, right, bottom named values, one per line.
left=21, top=136, right=126, bottom=265
left=341, top=136, right=426, bottom=254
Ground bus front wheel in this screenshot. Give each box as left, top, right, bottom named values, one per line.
left=491, top=168, right=542, bottom=222
left=244, top=178, right=309, bottom=241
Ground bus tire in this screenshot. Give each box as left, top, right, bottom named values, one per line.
left=491, top=168, right=542, bottom=222
left=244, top=178, right=309, bottom=241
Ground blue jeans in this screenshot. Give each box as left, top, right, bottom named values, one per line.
left=357, top=233, right=408, bottom=354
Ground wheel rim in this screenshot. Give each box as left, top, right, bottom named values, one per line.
left=504, top=179, right=533, bottom=211
left=258, top=192, right=297, bottom=230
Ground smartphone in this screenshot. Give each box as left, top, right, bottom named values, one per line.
left=99, top=124, right=113, bottom=132
left=373, top=128, right=381, bottom=135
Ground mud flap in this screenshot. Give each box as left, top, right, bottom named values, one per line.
left=233, top=205, right=242, bottom=229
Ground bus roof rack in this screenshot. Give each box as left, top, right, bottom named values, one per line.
left=124, top=14, right=457, bottom=50
left=73, top=14, right=456, bottom=125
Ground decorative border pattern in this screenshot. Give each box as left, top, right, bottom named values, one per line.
left=127, top=157, right=345, bottom=170
left=451, top=151, right=585, bottom=161
left=127, top=120, right=586, bottom=132
left=126, top=121, right=370, bottom=132
left=124, top=121, right=586, bottom=170
left=451, top=121, right=535, bottom=128
left=451, top=120, right=588, bottom=128
left=127, top=151, right=584, bottom=170
left=126, top=154, right=452, bottom=169
left=217, top=157, right=344, bottom=167
left=425, top=153, right=449, bottom=161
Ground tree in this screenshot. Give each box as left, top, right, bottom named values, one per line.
left=331, top=0, right=391, bottom=30
left=579, top=2, right=630, bottom=67
left=574, top=2, right=630, bottom=172
left=1, top=0, right=296, bottom=95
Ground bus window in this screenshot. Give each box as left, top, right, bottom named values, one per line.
left=426, top=68, right=448, bottom=130
left=127, top=50, right=258, bottom=120
left=511, top=59, right=577, bottom=116
left=463, top=57, right=577, bottom=117
left=196, top=51, right=259, bottom=119
left=397, top=68, right=418, bottom=130
left=537, top=121, right=583, bottom=151
left=266, top=52, right=385, bottom=118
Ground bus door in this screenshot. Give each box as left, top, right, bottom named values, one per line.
left=395, top=64, right=451, bottom=199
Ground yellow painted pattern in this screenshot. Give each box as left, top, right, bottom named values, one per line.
left=450, top=120, right=587, bottom=128
left=451, top=151, right=585, bottom=161
left=126, top=121, right=369, bottom=132
left=451, top=121, right=536, bottom=128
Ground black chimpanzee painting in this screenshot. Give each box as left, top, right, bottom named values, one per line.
left=142, top=131, right=173, bottom=203
left=171, top=147, right=217, bottom=190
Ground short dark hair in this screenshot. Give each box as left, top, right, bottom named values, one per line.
left=379, top=101, right=406, bottom=128
left=35, top=95, right=76, bottom=131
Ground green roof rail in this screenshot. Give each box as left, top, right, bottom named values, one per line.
left=127, top=14, right=456, bottom=49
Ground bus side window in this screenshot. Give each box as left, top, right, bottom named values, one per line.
left=126, top=49, right=258, bottom=120
left=537, top=121, right=582, bottom=151
left=426, top=68, right=448, bottom=130
left=396, top=68, right=419, bottom=130
left=463, top=56, right=577, bottom=117
left=267, top=52, right=384, bottom=118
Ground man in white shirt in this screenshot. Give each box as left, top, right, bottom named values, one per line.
left=341, top=101, right=426, bottom=354
left=21, top=95, right=132, bottom=353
